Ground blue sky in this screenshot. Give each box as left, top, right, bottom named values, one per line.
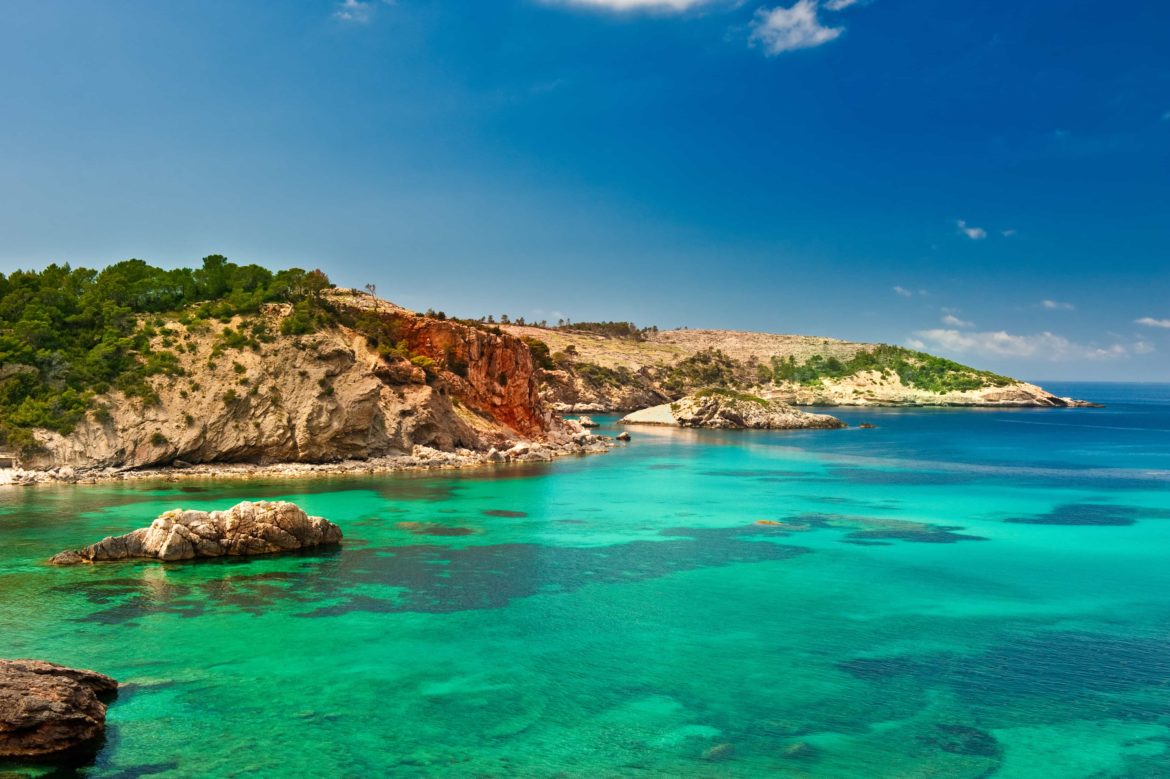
left=1, top=0, right=1167, bottom=380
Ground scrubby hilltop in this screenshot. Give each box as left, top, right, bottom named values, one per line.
left=499, top=322, right=1089, bottom=412
left=0, top=257, right=566, bottom=471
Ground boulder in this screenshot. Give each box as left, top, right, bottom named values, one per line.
left=616, top=431, right=631, bottom=442
left=0, top=659, right=117, bottom=759
left=50, top=501, right=342, bottom=565
left=575, top=416, right=599, bottom=428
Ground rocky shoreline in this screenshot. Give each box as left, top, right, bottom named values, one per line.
left=0, top=436, right=617, bottom=488
left=620, top=391, right=846, bottom=430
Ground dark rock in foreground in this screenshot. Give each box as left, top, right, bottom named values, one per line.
left=50, top=500, right=342, bottom=565
left=0, top=659, right=117, bottom=759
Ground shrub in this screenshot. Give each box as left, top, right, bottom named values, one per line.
left=522, top=337, right=554, bottom=370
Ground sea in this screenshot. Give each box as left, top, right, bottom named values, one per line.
left=2, top=382, right=1169, bottom=778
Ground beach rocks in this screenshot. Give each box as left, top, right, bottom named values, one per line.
left=0, top=659, right=118, bottom=758
left=620, top=390, right=845, bottom=431
left=49, top=501, right=343, bottom=565
left=575, top=416, right=599, bottom=428
left=616, top=431, right=631, bottom=442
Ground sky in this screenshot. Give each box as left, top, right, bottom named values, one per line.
left=1, top=0, right=1167, bottom=381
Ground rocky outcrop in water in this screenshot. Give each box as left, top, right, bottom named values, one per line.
left=0, top=659, right=118, bottom=758
left=620, top=392, right=845, bottom=430
left=49, top=501, right=342, bottom=565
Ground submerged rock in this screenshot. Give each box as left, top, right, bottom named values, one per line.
left=620, top=390, right=845, bottom=431
left=49, top=500, right=342, bottom=565
left=703, top=742, right=736, bottom=761
left=0, top=659, right=118, bottom=759
left=783, top=741, right=817, bottom=759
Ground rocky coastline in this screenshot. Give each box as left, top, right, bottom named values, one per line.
left=1, top=435, right=617, bottom=488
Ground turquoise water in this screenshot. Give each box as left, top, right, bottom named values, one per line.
left=3, top=382, right=1170, bottom=777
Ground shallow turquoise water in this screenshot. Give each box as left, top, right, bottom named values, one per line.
left=2, top=382, right=1170, bottom=777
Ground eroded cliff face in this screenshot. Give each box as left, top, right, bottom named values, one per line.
left=25, top=291, right=557, bottom=470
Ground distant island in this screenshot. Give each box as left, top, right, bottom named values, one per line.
left=0, top=256, right=1091, bottom=483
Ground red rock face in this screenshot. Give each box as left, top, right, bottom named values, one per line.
left=403, top=318, right=548, bottom=437
left=332, top=298, right=550, bottom=439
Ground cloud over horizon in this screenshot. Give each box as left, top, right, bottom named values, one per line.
left=911, top=328, right=1138, bottom=361
left=1136, top=316, right=1170, bottom=329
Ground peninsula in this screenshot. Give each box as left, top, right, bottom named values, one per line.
left=0, top=257, right=1091, bottom=484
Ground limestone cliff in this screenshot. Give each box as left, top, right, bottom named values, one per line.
left=24, top=290, right=559, bottom=471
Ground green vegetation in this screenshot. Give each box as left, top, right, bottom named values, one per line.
left=769, top=345, right=1013, bottom=393
left=0, top=256, right=332, bottom=453
left=693, top=387, right=769, bottom=406
left=659, top=349, right=747, bottom=394
left=575, top=361, right=636, bottom=388
left=558, top=321, right=650, bottom=340
left=522, top=337, right=554, bottom=370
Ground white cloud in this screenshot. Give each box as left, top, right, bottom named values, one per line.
left=914, top=329, right=1132, bottom=361
left=549, top=0, right=714, bottom=9
left=1041, top=299, right=1075, bottom=311
left=750, top=1, right=842, bottom=55
left=1136, top=316, right=1170, bottom=329
left=334, top=0, right=393, bottom=23
left=956, top=219, right=987, bottom=240
left=893, top=285, right=913, bottom=298
left=334, top=0, right=373, bottom=23
left=941, top=314, right=974, bottom=328
left=823, top=0, right=860, bottom=8
left=1001, top=229, right=1017, bottom=238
